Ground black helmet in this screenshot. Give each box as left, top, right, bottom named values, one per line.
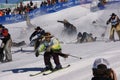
left=0, top=24, right=4, bottom=28
left=0, top=24, right=2, bottom=27
left=35, top=26, right=41, bottom=30
left=111, top=13, right=116, bottom=16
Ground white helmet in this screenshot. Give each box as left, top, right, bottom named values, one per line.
left=93, top=58, right=110, bottom=69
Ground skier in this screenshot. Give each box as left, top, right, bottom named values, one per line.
left=35, top=32, right=68, bottom=70
left=29, top=26, right=45, bottom=50
left=57, top=19, right=77, bottom=35
left=92, top=58, right=117, bottom=80
left=0, top=24, right=12, bottom=62
left=97, top=0, right=107, bottom=9
left=76, top=32, right=83, bottom=43
left=77, top=32, right=97, bottom=43
left=106, top=13, right=120, bottom=41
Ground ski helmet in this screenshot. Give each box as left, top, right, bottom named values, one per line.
left=35, top=26, right=41, bottom=30
left=93, top=58, right=110, bottom=69
left=111, top=13, right=116, bottom=16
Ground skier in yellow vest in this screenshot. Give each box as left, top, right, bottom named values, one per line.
left=35, top=32, right=68, bottom=70
left=106, top=13, right=120, bottom=41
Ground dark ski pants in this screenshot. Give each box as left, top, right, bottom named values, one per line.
left=44, top=51, right=61, bottom=67
left=0, top=48, right=4, bottom=62
left=34, top=39, right=41, bottom=50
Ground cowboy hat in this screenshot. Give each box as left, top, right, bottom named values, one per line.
left=44, top=32, right=54, bottom=38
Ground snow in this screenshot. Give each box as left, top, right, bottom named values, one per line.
left=1, top=2, right=120, bottom=80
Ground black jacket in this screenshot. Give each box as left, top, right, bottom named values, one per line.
left=92, top=77, right=112, bottom=80
left=30, top=29, right=45, bottom=41
left=1, top=33, right=11, bottom=44
left=106, top=16, right=120, bottom=26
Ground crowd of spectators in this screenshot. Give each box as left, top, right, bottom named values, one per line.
left=0, top=0, right=69, bottom=17
left=0, top=8, right=11, bottom=16
left=40, top=0, right=68, bottom=7
left=0, top=1, right=38, bottom=16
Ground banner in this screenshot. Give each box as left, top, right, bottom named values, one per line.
left=0, top=0, right=120, bottom=24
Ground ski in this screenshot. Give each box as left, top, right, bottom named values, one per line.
left=105, top=39, right=120, bottom=43
left=29, top=69, right=51, bottom=77
left=43, top=64, right=70, bottom=76
left=29, top=64, right=70, bottom=76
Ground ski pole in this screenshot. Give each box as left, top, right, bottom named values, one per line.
left=68, top=54, right=82, bottom=59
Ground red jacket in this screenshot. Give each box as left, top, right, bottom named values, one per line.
left=2, top=28, right=9, bottom=37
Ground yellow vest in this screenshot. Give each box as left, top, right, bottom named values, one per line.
left=38, top=37, right=61, bottom=53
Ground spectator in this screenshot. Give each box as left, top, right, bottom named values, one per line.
left=30, top=0, right=33, bottom=6
left=0, top=10, right=4, bottom=16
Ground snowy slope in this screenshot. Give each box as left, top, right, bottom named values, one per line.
left=0, top=2, right=120, bottom=80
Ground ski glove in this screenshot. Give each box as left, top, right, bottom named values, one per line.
left=57, top=53, right=69, bottom=58
left=106, top=21, right=109, bottom=25
left=62, top=54, right=69, bottom=58
left=35, top=50, right=39, bottom=57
